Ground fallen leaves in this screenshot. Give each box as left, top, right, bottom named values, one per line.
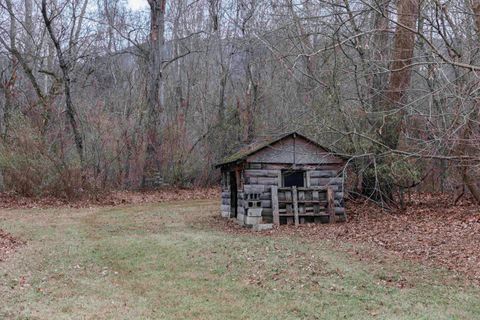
left=0, top=229, right=24, bottom=262
left=213, top=193, right=480, bottom=284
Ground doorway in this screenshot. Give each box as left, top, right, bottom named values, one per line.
left=229, top=171, right=238, bottom=218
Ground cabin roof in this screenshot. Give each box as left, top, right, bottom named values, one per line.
left=215, top=131, right=347, bottom=168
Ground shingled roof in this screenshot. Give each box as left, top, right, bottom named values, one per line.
left=215, top=131, right=346, bottom=167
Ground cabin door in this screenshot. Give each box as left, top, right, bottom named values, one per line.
left=229, top=171, right=238, bottom=218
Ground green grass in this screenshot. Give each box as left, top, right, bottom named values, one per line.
left=1, top=200, right=479, bottom=319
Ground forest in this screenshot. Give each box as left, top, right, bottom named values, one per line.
left=0, top=0, right=477, bottom=204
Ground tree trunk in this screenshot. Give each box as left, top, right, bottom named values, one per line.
left=41, top=0, right=84, bottom=168
left=209, top=0, right=229, bottom=123
left=24, top=0, right=34, bottom=63
left=363, top=0, right=419, bottom=203
left=370, top=0, right=390, bottom=113
left=143, top=0, right=166, bottom=188
left=455, top=0, right=480, bottom=204
left=382, top=0, right=419, bottom=149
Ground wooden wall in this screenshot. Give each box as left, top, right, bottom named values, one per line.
left=241, top=163, right=346, bottom=223
left=246, top=135, right=344, bottom=165
left=308, top=169, right=345, bottom=216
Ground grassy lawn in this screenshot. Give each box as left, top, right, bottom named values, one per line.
left=1, top=200, right=480, bottom=319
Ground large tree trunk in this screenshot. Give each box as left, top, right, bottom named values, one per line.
left=455, top=0, right=480, bottom=204
left=456, top=104, right=480, bottom=204
left=362, top=0, right=419, bottom=203
left=142, top=0, right=166, bottom=188
left=382, top=0, right=419, bottom=149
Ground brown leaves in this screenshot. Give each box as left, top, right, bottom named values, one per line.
left=0, top=229, right=24, bottom=262
left=214, top=193, right=480, bottom=283
left=333, top=194, right=480, bottom=282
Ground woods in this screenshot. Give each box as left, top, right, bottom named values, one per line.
left=0, top=0, right=478, bottom=204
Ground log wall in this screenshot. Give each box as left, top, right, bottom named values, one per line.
left=221, top=163, right=346, bottom=224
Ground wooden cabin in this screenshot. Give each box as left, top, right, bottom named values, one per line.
left=216, top=132, right=348, bottom=230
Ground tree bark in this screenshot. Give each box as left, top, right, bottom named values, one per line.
left=142, top=0, right=166, bottom=187
left=382, top=0, right=419, bottom=149
left=455, top=0, right=480, bottom=204
left=208, top=0, right=228, bottom=123
left=370, top=0, right=390, bottom=112
left=362, top=0, right=419, bottom=203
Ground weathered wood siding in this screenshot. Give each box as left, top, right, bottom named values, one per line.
left=246, top=136, right=344, bottom=165
left=308, top=169, right=345, bottom=215
left=241, top=165, right=345, bottom=223
left=219, top=133, right=347, bottom=225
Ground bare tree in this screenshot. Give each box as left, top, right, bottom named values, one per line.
left=41, top=0, right=88, bottom=168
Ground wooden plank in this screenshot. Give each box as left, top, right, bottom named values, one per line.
left=285, top=190, right=292, bottom=201
left=279, top=200, right=328, bottom=204
left=244, top=170, right=279, bottom=178
left=244, top=184, right=265, bottom=193
left=309, top=177, right=343, bottom=186
left=298, top=191, right=305, bottom=201
left=272, top=186, right=279, bottom=226
left=283, top=186, right=329, bottom=191
left=257, top=177, right=279, bottom=185
left=327, top=187, right=335, bottom=223
left=261, top=163, right=343, bottom=171
left=247, top=163, right=262, bottom=169
left=244, top=176, right=254, bottom=184
left=305, top=190, right=312, bottom=201
left=299, top=204, right=305, bottom=215
left=293, top=186, right=299, bottom=226
left=286, top=204, right=292, bottom=214
left=245, top=136, right=345, bottom=164
left=309, top=170, right=339, bottom=178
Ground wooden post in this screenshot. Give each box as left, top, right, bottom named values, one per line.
left=327, top=187, right=335, bottom=223
left=292, top=186, right=299, bottom=226
left=271, top=186, right=279, bottom=226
